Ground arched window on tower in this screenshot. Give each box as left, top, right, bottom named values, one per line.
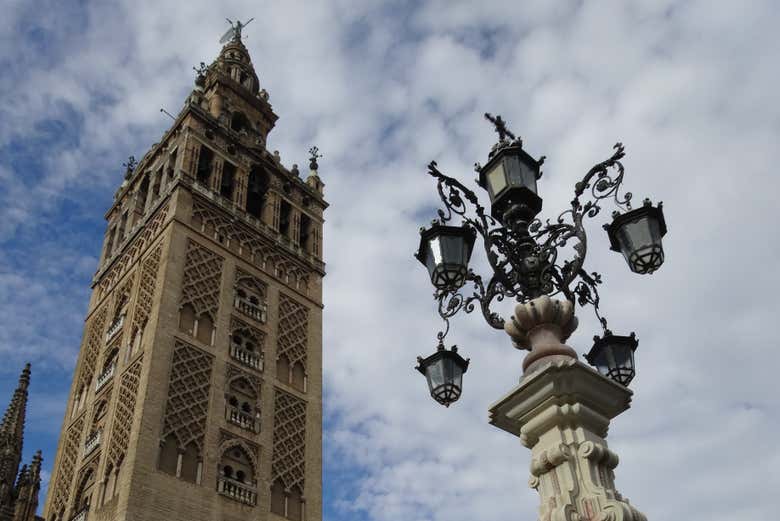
left=180, top=443, right=200, bottom=483
left=73, top=468, right=95, bottom=518
left=134, top=174, right=150, bottom=215
left=196, top=145, right=214, bottom=187
left=225, top=377, right=259, bottom=433
left=279, top=199, right=292, bottom=239
left=291, top=362, right=306, bottom=392
left=101, top=462, right=115, bottom=506
left=238, top=70, right=253, bottom=89
left=270, top=479, right=286, bottom=516
left=288, top=485, right=304, bottom=521
left=270, top=480, right=304, bottom=521
left=178, top=304, right=215, bottom=346
left=117, top=211, right=128, bottom=243
left=217, top=445, right=257, bottom=505
left=299, top=214, right=312, bottom=254
left=104, top=225, right=117, bottom=259
left=195, top=312, right=214, bottom=345
left=233, top=276, right=268, bottom=324
left=230, top=325, right=264, bottom=371
left=221, top=161, right=236, bottom=200
left=246, top=166, right=269, bottom=220
left=230, top=111, right=250, bottom=133
left=158, top=434, right=179, bottom=476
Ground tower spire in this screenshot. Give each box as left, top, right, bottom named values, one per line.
left=0, top=364, right=31, bottom=518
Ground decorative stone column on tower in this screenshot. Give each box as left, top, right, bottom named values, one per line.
left=489, top=296, right=647, bottom=521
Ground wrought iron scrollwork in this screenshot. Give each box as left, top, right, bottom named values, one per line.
left=428, top=120, right=632, bottom=339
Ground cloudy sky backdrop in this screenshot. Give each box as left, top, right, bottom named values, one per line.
left=1, top=0, right=779, bottom=519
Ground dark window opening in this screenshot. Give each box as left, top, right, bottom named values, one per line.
left=135, top=175, right=150, bottom=213
left=279, top=200, right=292, bottom=238
left=221, top=161, right=236, bottom=199
left=105, top=227, right=116, bottom=257
left=300, top=214, right=312, bottom=251
left=231, top=111, right=249, bottom=133
left=246, top=166, right=268, bottom=219
left=196, top=145, right=214, bottom=186
left=152, top=167, right=162, bottom=199
left=168, top=149, right=177, bottom=177
left=117, top=212, right=128, bottom=241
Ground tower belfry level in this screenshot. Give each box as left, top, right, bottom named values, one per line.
left=44, top=28, right=327, bottom=521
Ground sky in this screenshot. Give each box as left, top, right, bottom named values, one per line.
left=1, top=0, right=779, bottom=519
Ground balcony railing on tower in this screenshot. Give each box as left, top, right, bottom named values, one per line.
left=70, top=505, right=89, bottom=521
left=84, top=430, right=101, bottom=456
left=95, top=363, right=116, bottom=392
left=217, top=475, right=257, bottom=505
left=226, top=405, right=260, bottom=433
left=230, top=341, right=263, bottom=371
left=105, top=314, right=125, bottom=341
left=233, top=296, right=267, bottom=323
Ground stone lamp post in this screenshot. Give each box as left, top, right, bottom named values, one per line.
left=490, top=296, right=646, bottom=521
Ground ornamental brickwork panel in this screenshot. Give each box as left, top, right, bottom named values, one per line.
left=180, top=240, right=224, bottom=320
left=50, top=416, right=85, bottom=513
left=132, top=244, right=162, bottom=335
left=191, top=197, right=311, bottom=290
left=108, top=359, right=143, bottom=466
left=235, top=268, right=267, bottom=299
left=277, top=295, right=308, bottom=369
left=113, top=271, right=135, bottom=315
left=271, top=390, right=306, bottom=491
left=99, top=203, right=169, bottom=298
left=161, top=340, right=214, bottom=450
left=77, top=306, right=108, bottom=392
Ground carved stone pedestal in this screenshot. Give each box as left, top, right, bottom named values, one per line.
left=489, top=297, right=647, bottom=521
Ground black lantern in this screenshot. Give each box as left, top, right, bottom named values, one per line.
left=416, top=343, right=470, bottom=407
left=415, top=222, right=477, bottom=290
left=585, top=331, right=638, bottom=386
left=605, top=198, right=667, bottom=274
left=477, top=142, right=543, bottom=223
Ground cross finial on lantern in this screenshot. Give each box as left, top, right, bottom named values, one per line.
left=484, top=113, right=517, bottom=142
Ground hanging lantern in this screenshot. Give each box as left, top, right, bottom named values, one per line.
left=585, top=331, right=638, bottom=386
left=415, top=222, right=476, bottom=290
left=477, top=142, right=543, bottom=223
left=604, top=198, right=667, bottom=274
left=416, top=343, right=470, bottom=407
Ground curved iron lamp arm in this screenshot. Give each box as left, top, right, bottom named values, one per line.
left=426, top=141, right=633, bottom=339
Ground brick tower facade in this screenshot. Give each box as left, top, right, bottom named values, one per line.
left=43, top=27, right=326, bottom=521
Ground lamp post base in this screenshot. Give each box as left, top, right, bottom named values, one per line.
left=489, top=358, right=647, bottom=521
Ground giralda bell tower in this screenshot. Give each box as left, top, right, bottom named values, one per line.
left=44, top=22, right=326, bottom=521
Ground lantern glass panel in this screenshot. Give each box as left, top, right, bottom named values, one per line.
left=505, top=154, right=538, bottom=195
left=485, top=161, right=507, bottom=200
left=590, top=347, right=613, bottom=378
left=425, top=358, right=445, bottom=393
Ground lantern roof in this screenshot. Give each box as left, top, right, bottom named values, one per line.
left=415, top=343, right=470, bottom=376
left=414, top=221, right=476, bottom=266
left=477, top=139, right=544, bottom=192
left=604, top=200, right=667, bottom=253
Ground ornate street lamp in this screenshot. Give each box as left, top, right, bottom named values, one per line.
left=586, top=331, right=639, bottom=386
left=414, top=113, right=668, bottom=397
left=416, top=342, right=470, bottom=407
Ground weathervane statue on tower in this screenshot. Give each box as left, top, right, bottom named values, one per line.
left=221, top=18, right=255, bottom=44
